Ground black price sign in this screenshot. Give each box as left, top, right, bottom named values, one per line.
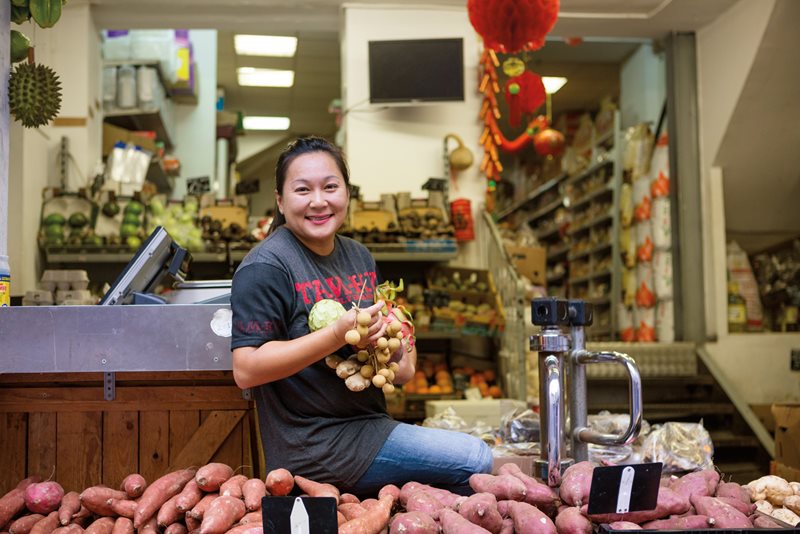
left=587, top=463, right=662, bottom=515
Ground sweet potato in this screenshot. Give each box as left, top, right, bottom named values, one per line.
left=496, top=500, right=512, bottom=519
left=78, top=487, right=125, bottom=517
left=559, top=462, right=594, bottom=507
left=241, top=479, right=266, bottom=512
left=752, top=514, right=785, bottom=529
left=51, top=524, right=84, bottom=534
left=378, top=485, right=400, bottom=503
left=670, top=470, right=716, bottom=501
left=0, top=488, right=27, bottom=529
left=554, top=505, right=592, bottom=534
left=185, top=514, right=201, bottom=532
left=264, top=469, right=293, bottom=497
left=339, top=493, right=360, bottom=505
left=641, top=514, right=716, bottom=529
left=690, top=495, right=752, bottom=528
left=198, top=496, right=246, bottom=534
left=83, top=518, right=114, bottom=534
left=110, top=518, right=132, bottom=534
left=583, top=486, right=690, bottom=524
left=607, top=521, right=642, bottom=530
left=746, top=475, right=793, bottom=506
left=337, top=511, right=346, bottom=526
left=469, top=474, right=526, bottom=502
left=220, top=525, right=261, bottom=534
left=134, top=468, right=196, bottom=528
left=25, top=482, right=65, bottom=515
left=338, top=503, right=368, bottom=521
left=293, top=475, right=339, bottom=504
left=497, top=462, right=560, bottom=515
left=30, top=511, right=60, bottom=534
left=195, top=464, right=233, bottom=493
left=17, top=476, right=43, bottom=490
left=398, top=482, right=461, bottom=508
left=56, top=492, right=80, bottom=527
left=163, top=523, right=188, bottom=534
left=338, top=494, right=394, bottom=534
left=219, top=475, right=248, bottom=499
left=439, top=508, right=492, bottom=533
left=156, top=494, right=183, bottom=528
left=499, top=517, right=514, bottom=534
left=458, top=492, right=503, bottom=534
left=139, top=517, right=158, bottom=534
left=404, top=491, right=445, bottom=518
left=107, top=499, right=137, bottom=519
left=388, top=511, right=438, bottom=534
left=238, top=511, right=262, bottom=525
left=175, top=479, right=203, bottom=513
left=508, top=500, right=557, bottom=534
left=119, top=475, right=146, bottom=500
left=9, top=514, right=46, bottom=534
left=717, top=496, right=756, bottom=516
left=187, top=493, right=219, bottom=521
left=715, top=481, right=750, bottom=504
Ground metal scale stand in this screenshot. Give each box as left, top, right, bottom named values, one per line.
left=530, top=297, right=644, bottom=487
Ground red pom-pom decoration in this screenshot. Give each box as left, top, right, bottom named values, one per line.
left=533, top=127, right=565, bottom=157
left=504, top=70, right=545, bottom=128
left=468, top=0, right=560, bottom=53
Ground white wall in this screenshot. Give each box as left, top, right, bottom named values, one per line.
left=9, top=4, right=103, bottom=295
left=341, top=5, right=486, bottom=268
left=237, top=132, right=286, bottom=163
left=619, top=43, right=666, bottom=130
left=172, top=30, right=217, bottom=200
left=696, top=0, right=800, bottom=403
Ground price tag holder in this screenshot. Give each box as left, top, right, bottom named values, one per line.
left=587, top=462, right=662, bottom=515
left=262, top=496, right=338, bottom=534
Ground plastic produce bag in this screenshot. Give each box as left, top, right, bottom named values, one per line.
left=499, top=408, right=540, bottom=444
left=641, top=421, right=714, bottom=473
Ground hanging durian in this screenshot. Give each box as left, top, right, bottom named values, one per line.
left=9, top=62, right=63, bottom=128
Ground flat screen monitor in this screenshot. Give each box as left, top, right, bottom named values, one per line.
left=99, top=226, right=191, bottom=305
left=368, top=38, right=464, bottom=104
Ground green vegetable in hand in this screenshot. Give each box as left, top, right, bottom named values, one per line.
left=308, top=299, right=346, bottom=332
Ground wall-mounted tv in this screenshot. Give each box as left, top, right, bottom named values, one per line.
left=368, top=38, right=464, bottom=104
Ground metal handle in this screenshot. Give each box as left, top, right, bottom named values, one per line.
left=571, top=350, right=643, bottom=446
left=543, top=355, right=563, bottom=486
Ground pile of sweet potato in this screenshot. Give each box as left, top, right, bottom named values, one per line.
left=3, top=461, right=800, bottom=533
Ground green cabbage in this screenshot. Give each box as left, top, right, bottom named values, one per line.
left=308, top=299, right=346, bottom=331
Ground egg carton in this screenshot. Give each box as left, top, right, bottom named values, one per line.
left=22, top=289, right=54, bottom=306
left=55, top=289, right=93, bottom=305
left=39, top=269, right=90, bottom=292
left=584, top=341, right=698, bottom=378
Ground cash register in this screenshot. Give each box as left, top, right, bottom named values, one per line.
left=99, top=226, right=232, bottom=305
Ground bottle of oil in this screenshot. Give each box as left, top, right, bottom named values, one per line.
left=0, top=254, right=10, bottom=307
left=727, top=281, right=747, bottom=333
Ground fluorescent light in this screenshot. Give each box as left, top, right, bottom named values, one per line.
left=242, top=116, right=291, bottom=131
left=237, top=67, right=294, bottom=87
left=542, top=76, right=568, bottom=94
left=234, top=34, right=298, bottom=57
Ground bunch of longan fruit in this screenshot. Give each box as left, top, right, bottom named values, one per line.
left=326, top=307, right=408, bottom=393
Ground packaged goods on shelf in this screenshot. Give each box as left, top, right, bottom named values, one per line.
left=425, top=398, right=526, bottom=428
left=656, top=299, right=675, bottom=342
left=653, top=249, right=674, bottom=300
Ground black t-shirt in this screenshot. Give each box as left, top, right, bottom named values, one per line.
left=230, top=226, right=398, bottom=487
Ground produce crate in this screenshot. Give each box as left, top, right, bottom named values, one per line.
left=427, top=266, right=497, bottom=294
left=0, top=372, right=260, bottom=495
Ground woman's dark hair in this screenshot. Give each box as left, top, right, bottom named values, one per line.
left=267, top=136, right=350, bottom=235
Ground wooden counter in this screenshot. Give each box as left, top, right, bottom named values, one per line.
left=0, top=371, right=260, bottom=495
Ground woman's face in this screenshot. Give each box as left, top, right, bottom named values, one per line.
left=276, top=151, right=349, bottom=255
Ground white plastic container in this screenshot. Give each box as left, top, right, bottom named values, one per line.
left=0, top=255, right=10, bottom=307
left=116, top=65, right=137, bottom=108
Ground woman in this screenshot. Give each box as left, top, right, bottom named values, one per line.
left=230, top=136, right=492, bottom=497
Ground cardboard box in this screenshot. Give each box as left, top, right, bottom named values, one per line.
left=103, top=122, right=158, bottom=156
left=772, top=403, right=800, bottom=469
left=505, top=245, right=546, bottom=286
left=770, top=460, right=800, bottom=483
left=425, top=398, right=526, bottom=428
left=492, top=454, right=536, bottom=476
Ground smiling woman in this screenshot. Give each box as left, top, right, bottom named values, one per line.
left=228, top=135, right=492, bottom=497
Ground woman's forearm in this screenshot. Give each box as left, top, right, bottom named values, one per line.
left=232, top=325, right=342, bottom=388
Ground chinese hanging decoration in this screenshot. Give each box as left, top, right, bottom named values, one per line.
left=469, top=0, right=561, bottom=211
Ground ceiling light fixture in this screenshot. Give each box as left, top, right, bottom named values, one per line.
left=542, top=76, right=568, bottom=94
left=242, top=116, right=291, bottom=131
left=234, top=34, right=298, bottom=57
left=237, top=67, right=295, bottom=87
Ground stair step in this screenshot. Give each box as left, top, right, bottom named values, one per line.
left=713, top=461, right=765, bottom=484
left=709, top=430, right=760, bottom=449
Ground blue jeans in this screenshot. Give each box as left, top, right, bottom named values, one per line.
left=348, top=423, right=494, bottom=497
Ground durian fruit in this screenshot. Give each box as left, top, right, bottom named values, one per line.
left=9, top=62, right=62, bottom=129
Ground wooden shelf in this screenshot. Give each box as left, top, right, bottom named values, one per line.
left=104, top=110, right=173, bottom=151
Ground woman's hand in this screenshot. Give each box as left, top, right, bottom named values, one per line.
left=331, top=300, right=387, bottom=348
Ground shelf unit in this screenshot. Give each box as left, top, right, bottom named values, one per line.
left=494, top=112, right=623, bottom=340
